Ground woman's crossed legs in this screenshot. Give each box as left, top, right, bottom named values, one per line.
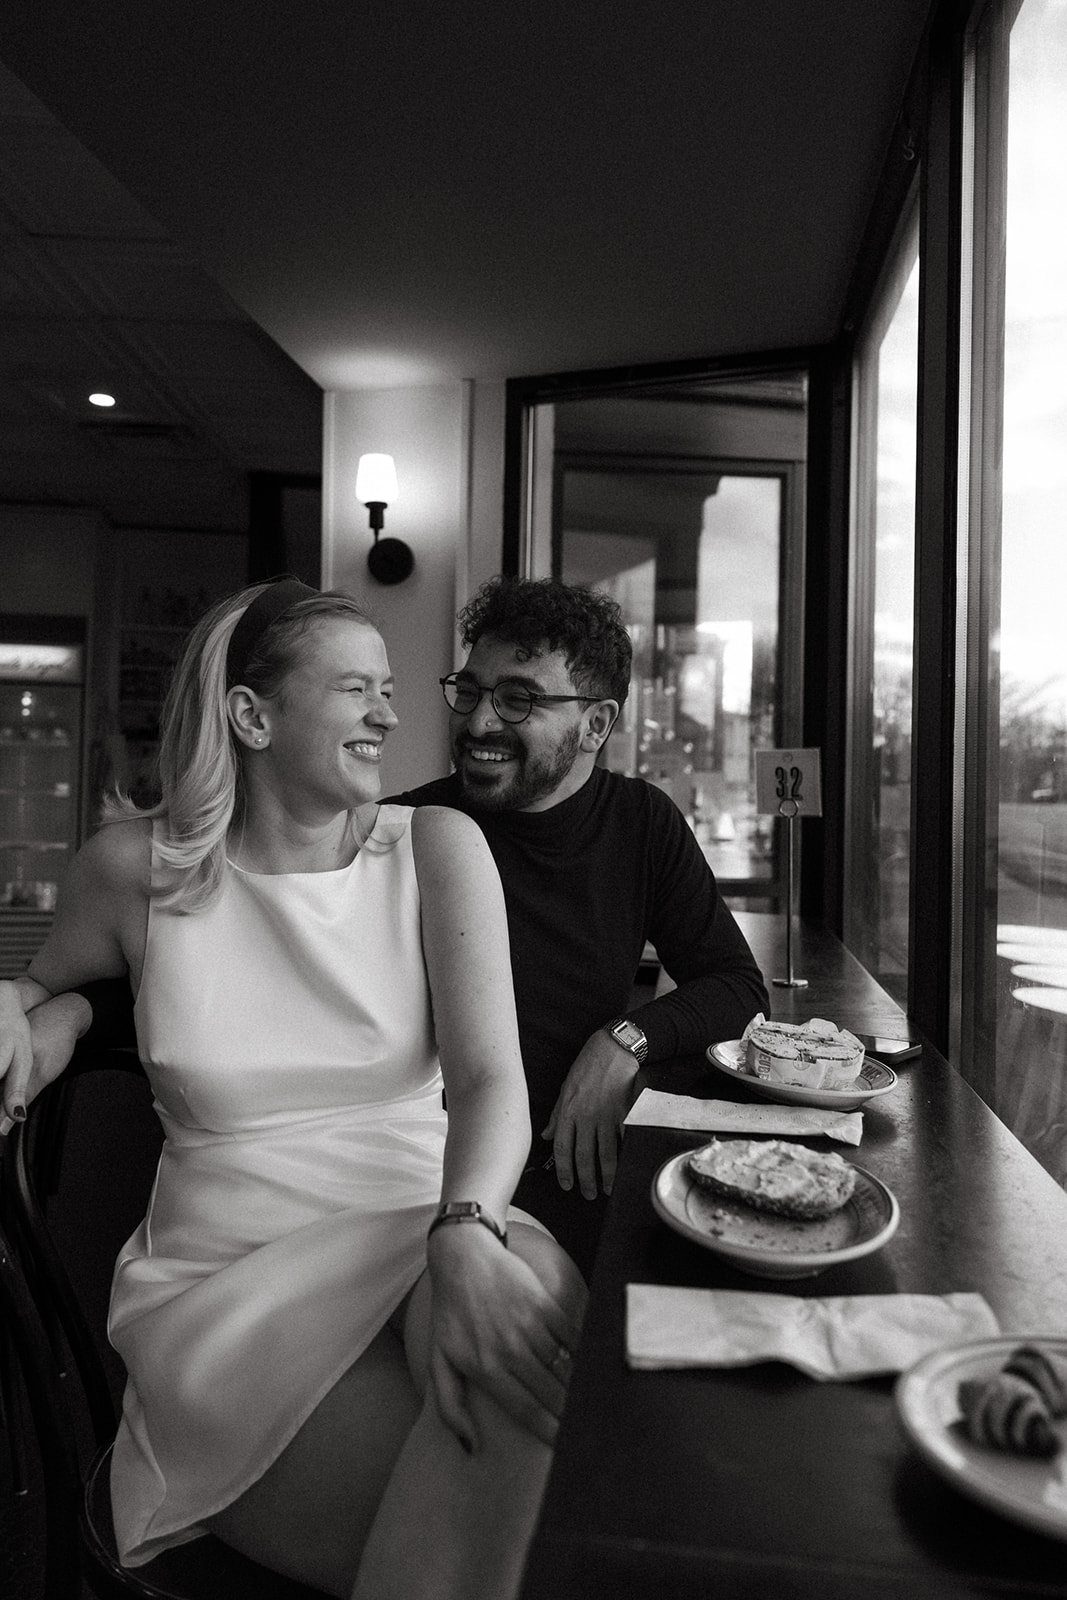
left=205, top=1223, right=585, bottom=1600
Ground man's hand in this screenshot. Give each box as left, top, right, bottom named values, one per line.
left=542, top=1029, right=645, bottom=1199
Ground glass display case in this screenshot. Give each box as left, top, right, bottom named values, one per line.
left=0, top=622, right=84, bottom=977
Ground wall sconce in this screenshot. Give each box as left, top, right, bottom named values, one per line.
left=356, top=453, right=414, bottom=585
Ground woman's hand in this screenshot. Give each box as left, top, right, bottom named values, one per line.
left=1, top=986, right=92, bottom=1128
left=425, top=1224, right=582, bottom=1453
left=0, top=979, right=34, bottom=1124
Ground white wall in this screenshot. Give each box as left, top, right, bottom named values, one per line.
left=321, top=380, right=507, bottom=796
left=465, top=379, right=508, bottom=601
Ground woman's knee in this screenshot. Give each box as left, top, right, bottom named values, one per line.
left=508, top=1223, right=587, bottom=1326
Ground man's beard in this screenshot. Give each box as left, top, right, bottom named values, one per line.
left=451, top=724, right=582, bottom=812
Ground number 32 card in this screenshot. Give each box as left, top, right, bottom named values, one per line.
left=754, top=748, right=823, bottom=818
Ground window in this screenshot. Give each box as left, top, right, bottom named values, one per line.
left=959, top=0, right=1067, bottom=1183
left=517, top=371, right=807, bottom=900
left=847, top=206, right=920, bottom=1004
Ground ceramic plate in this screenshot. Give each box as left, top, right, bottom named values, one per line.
left=895, top=1338, right=1067, bottom=1542
left=651, top=1147, right=899, bottom=1278
left=706, top=1039, right=897, bottom=1110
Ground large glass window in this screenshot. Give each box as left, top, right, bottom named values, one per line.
left=847, top=209, right=920, bottom=1004
left=564, top=471, right=783, bottom=886
left=966, top=0, right=1067, bottom=1183
left=520, top=374, right=807, bottom=900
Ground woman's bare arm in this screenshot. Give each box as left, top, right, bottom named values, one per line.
left=411, top=807, right=581, bottom=1450
left=413, top=805, right=530, bottom=1219
left=26, top=818, right=149, bottom=995
left=0, top=818, right=149, bottom=1119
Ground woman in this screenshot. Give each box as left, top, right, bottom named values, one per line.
left=0, top=578, right=586, bottom=1600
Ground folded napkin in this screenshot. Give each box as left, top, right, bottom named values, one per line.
left=625, top=1088, right=863, bottom=1146
left=625, top=1285, right=999, bottom=1377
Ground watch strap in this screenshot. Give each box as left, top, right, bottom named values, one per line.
left=427, top=1200, right=508, bottom=1248
left=607, top=1015, right=649, bottom=1065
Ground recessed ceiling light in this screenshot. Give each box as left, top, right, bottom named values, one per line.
left=88, top=392, right=117, bottom=408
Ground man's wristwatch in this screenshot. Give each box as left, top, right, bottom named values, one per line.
left=606, top=1016, right=649, bottom=1066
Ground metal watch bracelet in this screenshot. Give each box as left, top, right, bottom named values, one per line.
left=607, top=1015, right=649, bottom=1065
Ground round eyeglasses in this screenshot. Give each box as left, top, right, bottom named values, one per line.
left=439, top=674, right=599, bottom=725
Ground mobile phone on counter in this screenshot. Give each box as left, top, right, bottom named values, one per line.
left=854, top=1033, right=922, bottom=1063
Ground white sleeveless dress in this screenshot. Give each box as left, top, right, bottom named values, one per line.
left=108, top=805, right=458, bottom=1564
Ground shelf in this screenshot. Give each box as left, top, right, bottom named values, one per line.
left=0, top=738, right=72, bottom=748
left=0, top=788, right=71, bottom=797
left=0, top=840, right=70, bottom=851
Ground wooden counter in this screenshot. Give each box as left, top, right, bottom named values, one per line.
left=521, top=914, right=1067, bottom=1599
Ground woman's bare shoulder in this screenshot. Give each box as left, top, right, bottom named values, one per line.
left=409, top=807, right=504, bottom=917
left=75, top=816, right=153, bottom=894
left=409, top=804, right=488, bottom=860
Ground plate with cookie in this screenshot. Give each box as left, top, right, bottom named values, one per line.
left=895, top=1338, right=1067, bottom=1541
left=652, top=1136, right=899, bottom=1278
left=707, top=1016, right=898, bottom=1111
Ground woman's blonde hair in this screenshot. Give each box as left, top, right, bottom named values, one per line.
left=103, top=582, right=374, bottom=911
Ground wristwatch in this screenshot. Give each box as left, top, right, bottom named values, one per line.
left=606, top=1016, right=649, bottom=1066
left=427, top=1200, right=508, bottom=1248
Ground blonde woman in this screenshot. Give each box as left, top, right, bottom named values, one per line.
left=0, top=579, right=585, bottom=1600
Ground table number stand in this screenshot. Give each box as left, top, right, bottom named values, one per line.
left=775, top=798, right=807, bottom=988
left=754, top=748, right=823, bottom=990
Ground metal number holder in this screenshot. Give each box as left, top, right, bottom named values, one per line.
left=773, top=797, right=807, bottom=989
left=754, top=748, right=822, bottom=991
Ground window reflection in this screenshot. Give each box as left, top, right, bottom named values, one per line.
left=991, top=0, right=1067, bottom=1183
left=521, top=373, right=807, bottom=898
left=579, top=475, right=781, bottom=884
left=847, top=216, right=919, bottom=1004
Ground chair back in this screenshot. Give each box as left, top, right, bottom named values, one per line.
left=3, top=1052, right=149, bottom=1452
left=0, top=1214, right=83, bottom=1600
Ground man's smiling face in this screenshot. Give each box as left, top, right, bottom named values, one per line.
left=448, top=634, right=589, bottom=812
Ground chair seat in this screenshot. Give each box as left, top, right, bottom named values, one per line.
left=84, top=1444, right=329, bottom=1600
left=5, top=1060, right=332, bottom=1600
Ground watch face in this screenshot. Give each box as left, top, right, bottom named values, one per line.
left=613, top=1021, right=644, bottom=1049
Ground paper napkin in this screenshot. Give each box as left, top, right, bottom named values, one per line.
left=625, top=1284, right=999, bottom=1377
left=625, top=1088, right=863, bottom=1146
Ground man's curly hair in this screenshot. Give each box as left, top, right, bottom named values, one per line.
left=458, top=577, right=631, bottom=705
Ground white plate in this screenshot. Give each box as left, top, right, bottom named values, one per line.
left=896, top=1338, right=1067, bottom=1542
left=707, top=1039, right=897, bottom=1110
left=651, top=1147, right=899, bottom=1278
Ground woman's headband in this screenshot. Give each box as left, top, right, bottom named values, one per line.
left=225, top=577, right=319, bottom=688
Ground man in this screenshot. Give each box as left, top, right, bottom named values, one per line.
left=391, top=577, right=768, bottom=1277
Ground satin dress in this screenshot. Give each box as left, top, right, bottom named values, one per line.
left=108, top=805, right=455, bottom=1564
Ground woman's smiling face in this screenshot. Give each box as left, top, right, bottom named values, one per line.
left=259, top=616, right=398, bottom=818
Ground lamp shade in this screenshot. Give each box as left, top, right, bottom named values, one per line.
left=356, top=453, right=398, bottom=506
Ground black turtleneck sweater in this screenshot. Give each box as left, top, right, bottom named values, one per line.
left=389, top=767, right=769, bottom=1144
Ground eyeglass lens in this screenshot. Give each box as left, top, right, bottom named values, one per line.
left=444, top=679, right=533, bottom=721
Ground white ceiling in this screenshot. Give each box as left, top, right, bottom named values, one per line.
left=0, top=1, right=932, bottom=533
left=0, top=63, right=323, bottom=534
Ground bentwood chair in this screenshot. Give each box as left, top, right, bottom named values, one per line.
left=0, top=1211, right=82, bottom=1600
left=2, top=1059, right=329, bottom=1600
